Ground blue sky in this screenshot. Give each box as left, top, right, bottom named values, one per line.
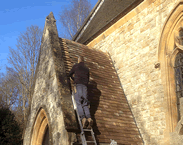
left=0, top=0, right=98, bottom=73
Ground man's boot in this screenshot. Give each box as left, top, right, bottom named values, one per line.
left=87, top=118, right=93, bottom=129
left=82, top=118, right=88, bottom=129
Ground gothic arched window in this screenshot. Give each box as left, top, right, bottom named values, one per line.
left=31, top=108, right=51, bottom=145
left=174, top=53, right=183, bottom=120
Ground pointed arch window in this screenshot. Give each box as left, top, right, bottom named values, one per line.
left=31, top=108, right=51, bottom=145
left=158, top=1, right=183, bottom=133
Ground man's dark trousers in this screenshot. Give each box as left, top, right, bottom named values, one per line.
left=74, top=84, right=91, bottom=120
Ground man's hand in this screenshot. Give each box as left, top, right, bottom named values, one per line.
left=70, top=78, right=74, bottom=84
left=74, top=85, right=77, bottom=93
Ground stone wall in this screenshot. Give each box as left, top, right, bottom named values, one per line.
left=23, top=23, right=75, bottom=145
left=87, top=0, right=180, bottom=144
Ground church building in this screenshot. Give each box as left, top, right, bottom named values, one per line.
left=23, top=0, right=183, bottom=144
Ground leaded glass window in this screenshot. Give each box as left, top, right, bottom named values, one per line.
left=174, top=53, right=183, bottom=120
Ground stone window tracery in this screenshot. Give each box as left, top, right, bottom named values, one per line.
left=179, top=29, right=183, bottom=45
left=175, top=28, right=183, bottom=48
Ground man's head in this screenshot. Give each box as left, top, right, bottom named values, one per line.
left=78, top=56, right=84, bottom=63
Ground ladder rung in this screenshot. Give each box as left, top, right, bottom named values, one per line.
left=83, top=129, right=92, bottom=132
left=86, top=141, right=95, bottom=143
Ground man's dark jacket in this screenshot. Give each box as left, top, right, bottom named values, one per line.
left=68, top=62, right=89, bottom=86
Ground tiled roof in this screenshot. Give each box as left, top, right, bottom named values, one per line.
left=73, top=0, right=143, bottom=44
left=60, top=38, right=143, bottom=144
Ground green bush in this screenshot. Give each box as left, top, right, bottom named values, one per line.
left=0, top=107, right=22, bottom=145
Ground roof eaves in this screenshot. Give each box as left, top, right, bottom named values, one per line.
left=82, top=0, right=144, bottom=45
left=72, top=0, right=104, bottom=41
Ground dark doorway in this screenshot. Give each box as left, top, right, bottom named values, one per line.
left=42, top=125, right=50, bottom=145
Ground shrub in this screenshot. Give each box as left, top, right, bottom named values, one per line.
left=0, top=107, right=22, bottom=145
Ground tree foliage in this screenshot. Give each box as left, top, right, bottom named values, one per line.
left=60, top=0, right=92, bottom=39
left=0, top=107, right=22, bottom=145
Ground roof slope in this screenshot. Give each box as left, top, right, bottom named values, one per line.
left=60, top=38, right=143, bottom=144
left=73, top=0, right=143, bottom=44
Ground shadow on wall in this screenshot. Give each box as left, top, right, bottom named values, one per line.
left=88, top=80, right=101, bottom=137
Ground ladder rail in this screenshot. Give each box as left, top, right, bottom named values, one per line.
left=72, top=93, right=84, bottom=131
left=72, top=93, right=87, bottom=145
left=91, top=129, right=97, bottom=145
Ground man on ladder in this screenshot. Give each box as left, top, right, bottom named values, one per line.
left=68, top=56, right=93, bottom=129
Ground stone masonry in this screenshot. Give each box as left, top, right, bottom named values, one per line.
left=23, top=12, right=76, bottom=145
left=87, top=0, right=181, bottom=144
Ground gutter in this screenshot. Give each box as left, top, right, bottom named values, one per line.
left=72, top=0, right=104, bottom=42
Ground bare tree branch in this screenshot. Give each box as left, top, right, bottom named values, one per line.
left=59, top=0, right=92, bottom=39
left=6, top=25, right=42, bottom=125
